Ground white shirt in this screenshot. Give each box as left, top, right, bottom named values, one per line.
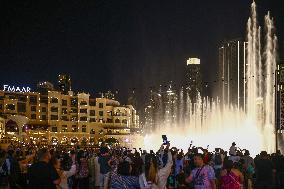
left=229, top=146, right=237, bottom=156
left=228, top=156, right=240, bottom=163
left=59, top=164, right=76, bottom=189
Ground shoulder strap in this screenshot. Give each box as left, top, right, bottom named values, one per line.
left=194, top=165, right=205, bottom=182
left=228, top=172, right=242, bottom=186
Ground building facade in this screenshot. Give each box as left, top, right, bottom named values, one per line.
left=277, top=63, right=284, bottom=130
left=0, top=82, right=140, bottom=146
left=218, top=39, right=247, bottom=110
left=0, top=117, right=4, bottom=140
left=185, top=58, right=202, bottom=102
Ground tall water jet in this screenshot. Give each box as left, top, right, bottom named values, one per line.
left=263, top=12, right=277, bottom=151
left=139, top=2, right=278, bottom=156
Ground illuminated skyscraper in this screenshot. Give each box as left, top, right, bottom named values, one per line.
left=58, top=74, right=72, bottom=94
left=218, top=39, right=247, bottom=109
left=277, top=63, right=284, bottom=130
left=185, top=58, right=202, bottom=101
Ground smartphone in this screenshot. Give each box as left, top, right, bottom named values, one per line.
left=162, top=135, right=167, bottom=145
left=197, top=148, right=203, bottom=153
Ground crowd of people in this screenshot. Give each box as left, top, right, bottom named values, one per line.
left=0, top=141, right=284, bottom=189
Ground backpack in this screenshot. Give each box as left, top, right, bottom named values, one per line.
left=214, top=154, right=222, bottom=165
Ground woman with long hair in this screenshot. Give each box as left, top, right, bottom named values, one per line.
left=220, top=160, right=244, bottom=189
left=52, top=157, right=76, bottom=189
left=139, top=143, right=173, bottom=189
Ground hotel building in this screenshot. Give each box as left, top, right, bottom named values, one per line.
left=0, top=77, right=140, bottom=146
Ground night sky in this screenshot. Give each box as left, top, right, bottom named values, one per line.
left=0, top=0, right=283, bottom=109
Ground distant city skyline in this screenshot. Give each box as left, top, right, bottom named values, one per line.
left=0, top=0, right=282, bottom=109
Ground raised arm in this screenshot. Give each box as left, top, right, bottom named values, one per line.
left=65, top=164, right=77, bottom=178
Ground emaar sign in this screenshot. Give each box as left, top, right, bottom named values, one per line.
left=3, top=85, right=31, bottom=93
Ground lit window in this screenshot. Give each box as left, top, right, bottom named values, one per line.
left=31, top=114, right=36, bottom=119
left=80, top=117, right=87, bottom=121
left=80, top=109, right=87, bottom=114
left=99, top=103, right=103, bottom=108
left=51, top=115, right=58, bottom=120
left=31, top=106, right=36, bottom=112
left=90, top=129, right=95, bottom=134
left=62, top=125, right=68, bottom=132
left=6, top=104, right=15, bottom=110
left=50, top=98, right=58, bottom=103
left=72, top=125, right=78, bottom=132
left=62, top=100, right=67, bottom=106
left=82, top=125, right=87, bottom=132
left=51, top=107, right=58, bottom=112
left=90, top=110, right=96, bottom=116
left=52, top=127, right=58, bottom=132
left=99, top=111, right=103, bottom=116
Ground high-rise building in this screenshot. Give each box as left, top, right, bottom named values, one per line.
left=127, top=89, right=137, bottom=109
left=277, top=62, right=284, bottom=131
left=185, top=58, right=202, bottom=101
left=37, top=81, right=54, bottom=93
left=218, top=39, right=247, bottom=109
left=58, top=74, right=72, bottom=94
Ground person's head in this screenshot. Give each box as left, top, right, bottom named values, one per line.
left=145, top=154, right=158, bottom=184
left=77, top=150, right=85, bottom=158
left=134, top=151, right=140, bottom=158
left=223, top=160, right=234, bottom=172
left=244, top=150, right=250, bottom=156
left=51, top=158, right=61, bottom=169
left=193, top=153, right=204, bottom=167
left=260, top=151, right=268, bottom=159
left=123, top=150, right=128, bottom=157
left=70, top=150, right=76, bottom=156
left=37, top=148, right=51, bottom=162
left=232, top=142, right=236, bottom=146
left=117, top=161, right=132, bottom=176
left=177, top=152, right=183, bottom=160
left=7, top=149, right=14, bottom=157
left=50, top=148, right=55, bottom=156
left=61, top=153, right=71, bottom=171
left=237, top=150, right=243, bottom=156
left=100, top=146, right=109, bottom=155
left=0, top=149, right=6, bottom=159
left=239, top=158, right=245, bottom=165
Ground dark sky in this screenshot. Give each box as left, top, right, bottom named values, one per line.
left=0, top=0, right=283, bottom=108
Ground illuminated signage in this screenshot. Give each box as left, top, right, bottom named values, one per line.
left=187, top=58, right=200, bottom=65
left=3, top=85, right=31, bottom=93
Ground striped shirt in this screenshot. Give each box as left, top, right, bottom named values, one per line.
left=110, top=174, right=140, bottom=189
